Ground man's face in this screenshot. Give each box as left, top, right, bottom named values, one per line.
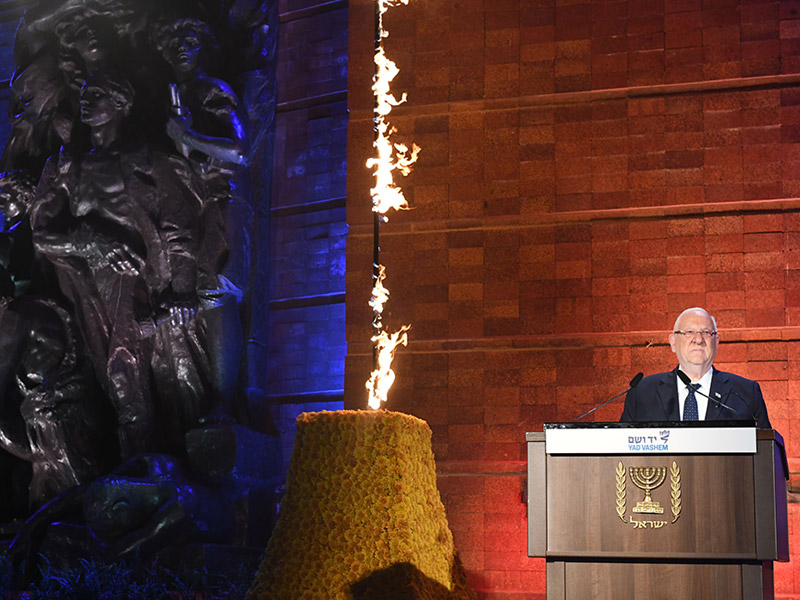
left=669, top=310, right=718, bottom=375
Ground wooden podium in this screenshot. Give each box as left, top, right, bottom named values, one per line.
left=527, top=422, right=789, bottom=599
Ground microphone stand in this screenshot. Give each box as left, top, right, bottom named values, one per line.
left=676, top=370, right=739, bottom=416
left=573, top=372, right=644, bottom=422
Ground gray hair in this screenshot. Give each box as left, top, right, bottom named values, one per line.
left=673, top=307, right=717, bottom=332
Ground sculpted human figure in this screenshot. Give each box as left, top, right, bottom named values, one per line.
left=55, top=13, right=124, bottom=107
left=2, top=14, right=122, bottom=175
left=8, top=451, right=235, bottom=581
left=0, top=297, right=116, bottom=509
left=60, top=14, right=119, bottom=76
left=0, top=172, right=39, bottom=518
left=81, top=453, right=235, bottom=559
left=1, top=53, right=67, bottom=173
left=158, top=18, right=252, bottom=418
left=31, top=71, right=208, bottom=458
left=0, top=170, right=37, bottom=296
left=159, top=19, right=250, bottom=168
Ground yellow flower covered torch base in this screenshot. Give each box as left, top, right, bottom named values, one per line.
left=247, top=409, right=474, bottom=600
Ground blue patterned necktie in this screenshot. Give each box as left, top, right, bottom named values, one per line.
left=684, top=383, right=700, bottom=421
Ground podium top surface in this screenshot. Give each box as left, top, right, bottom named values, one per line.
left=543, top=420, right=757, bottom=430
left=529, top=422, right=761, bottom=454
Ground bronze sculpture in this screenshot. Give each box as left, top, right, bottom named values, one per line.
left=0, top=0, right=279, bottom=574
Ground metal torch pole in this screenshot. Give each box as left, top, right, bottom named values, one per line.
left=372, top=1, right=383, bottom=372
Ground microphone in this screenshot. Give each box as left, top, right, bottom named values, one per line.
left=573, top=372, right=644, bottom=422
left=675, top=370, right=739, bottom=417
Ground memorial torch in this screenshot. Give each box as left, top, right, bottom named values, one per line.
left=365, top=0, right=419, bottom=409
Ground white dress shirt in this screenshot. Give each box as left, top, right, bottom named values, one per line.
left=677, top=368, right=713, bottom=421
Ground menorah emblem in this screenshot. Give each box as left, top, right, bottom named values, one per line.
left=629, top=466, right=667, bottom=514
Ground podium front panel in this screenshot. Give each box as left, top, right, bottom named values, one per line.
left=546, top=452, right=756, bottom=558
left=546, top=561, right=766, bottom=600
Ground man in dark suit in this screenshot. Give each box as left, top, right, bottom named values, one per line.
left=620, top=307, right=771, bottom=428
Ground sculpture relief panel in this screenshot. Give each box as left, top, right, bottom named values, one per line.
left=0, top=0, right=278, bottom=570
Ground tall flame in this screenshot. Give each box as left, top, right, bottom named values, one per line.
left=366, top=326, right=410, bottom=410
left=369, top=264, right=390, bottom=320
left=367, top=44, right=420, bottom=218
left=365, top=0, right=418, bottom=409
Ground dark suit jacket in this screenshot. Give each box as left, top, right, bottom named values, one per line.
left=619, top=366, right=771, bottom=429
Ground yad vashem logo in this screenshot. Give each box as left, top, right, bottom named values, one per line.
left=616, top=461, right=682, bottom=528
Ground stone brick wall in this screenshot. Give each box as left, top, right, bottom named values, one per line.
left=345, top=1, right=800, bottom=598
left=270, top=0, right=348, bottom=472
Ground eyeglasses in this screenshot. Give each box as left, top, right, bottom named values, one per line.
left=673, top=330, right=717, bottom=339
